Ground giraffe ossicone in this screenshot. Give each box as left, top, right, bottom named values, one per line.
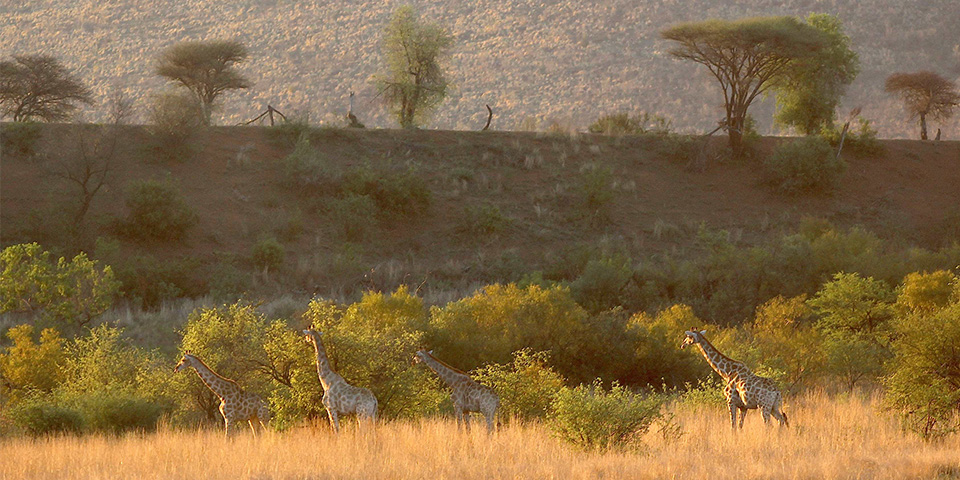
left=174, top=352, right=271, bottom=436
left=414, top=349, right=499, bottom=432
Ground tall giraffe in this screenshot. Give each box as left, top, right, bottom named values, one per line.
left=302, top=329, right=377, bottom=432
left=728, top=369, right=789, bottom=427
left=414, top=350, right=499, bottom=432
left=680, top=328, right=751, bottom=429
left=174, top=353, right=271, bottom=436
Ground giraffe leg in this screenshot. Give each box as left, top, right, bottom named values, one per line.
left=463, top=412, right=471, bottom=432
left=223, top=418, right=234, bottom=438
left=771, top=408, right=788, bottom=427
left=328, top=410, right=341, bottom=433
left=738, top=407, right=747, bottom=429
left=454, top=408, right=464, bottom=430
left=485, top=412, right=495, bottom=433
left=761, top=406, right=772, bottom=425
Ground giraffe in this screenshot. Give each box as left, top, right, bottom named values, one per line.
left=728, top=369, right=789, bottom=427
left=414, top=349, right=499, bottom=432
left=680, top=328, right=751, bottom=429
left=174, top=352, right=271, bottom=436
left=302, top=329, right=378, bottom=432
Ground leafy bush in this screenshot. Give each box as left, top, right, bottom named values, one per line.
left=472, top=349, right=565, bottom=423
left=569, top=256, right=632, bottom=313
left=751, top=295, right=824, bottom=391
left=113, top=254, right=205, bottom=309
left=588, top=112, right=671, bottom=135
left=328, top=194, right=378, bottom=242
left=146, top=90, right=201, bottom=162
left=821, top=117, right=883, bottom=157
left=656, top=133, right=696, bottom=164
left=0, top=325, right=66, bottom=399
left=548, top=379, right=663, bottom=452
left=896, top=270, right=957, bottom=314
left=281, top=133, right=339, bottom=190
left=0, top=243, right=119, bottom=329
left=71, top=391, right=166, bottom=434
left=303, top=287, right=442, bottom=419
left=0, top=121, right=42, bottom=158
left=576, top=164, right=615, bottom=223
left=765, top=136, right=846, bottom=194
left=120, top=178, right=197, bottom=241
left=457, top=203, right=512, bottom=237
left=252, top=236, right=285, bottom=272
left=8, top=397, right=85, bottom=436
left=628, top=304, right=710, bottom=388
left=886, top=302, right=960, bottom=440
left=341, top=166, right=431, bottom=217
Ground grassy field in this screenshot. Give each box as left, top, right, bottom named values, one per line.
left=3, top=391, right=958, bottom=480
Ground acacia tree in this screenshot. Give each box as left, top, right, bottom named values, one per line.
left=772, top=14, right=860, bottom=135
left=884, top=71, right=959, bottom=140
left=662, top=17, right=826, bottom=155
left=0, top=54, right=92, bottom=122
left=155, top=40, right=250, bottom=126
left=373, top=6, right=453, bottom=129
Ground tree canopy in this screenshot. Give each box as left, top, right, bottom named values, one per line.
left=662, top=16, right=827, bottom=155
left=0, top=54, right=92, bottom=122
left=373, top=6, right=454, bottom=129
left=155, top=40, right=251, bottom=126
left=772, top=14, right=860, bottom=135
left=884, top=71, right=959, bottom=140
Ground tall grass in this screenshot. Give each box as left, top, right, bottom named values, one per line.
left=3, top=392, right=957, bottom=479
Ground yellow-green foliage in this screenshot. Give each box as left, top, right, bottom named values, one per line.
left=896, top=270, right=958, bottom=313
left=628, top=304, right=707, bottom=387
left=302, top=286, right=443, bottom=419
left=472, top=349, right=565, bottom=423
left=0, top=243, right=119, bottom=330
left=427, top=283, right=591, bottom=379
left=0, top=325, right=66, bottom=399
left=548, top=379, right=663, bottom=452
left=751, top=295, right=824, bottom=391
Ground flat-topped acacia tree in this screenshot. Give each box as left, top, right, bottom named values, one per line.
left=155, top=40, right=251, bottom=126
left=662, top=17, right=827, bottom=156
left=884, top=71, right=960, bottom=140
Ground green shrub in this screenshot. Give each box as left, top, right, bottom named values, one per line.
left=8, top=398, right=85, bottom=436
left=0, top=121, right=42, bottom=158
left=252, top=237, right=285, bottom=272
left=457, top=203, right=512, bottom=237
left=341, top=167, right=431, bottom=217
left=146, top=91, right=201, bottom=162
left=821, top=117, right=883, bottom=157
left=120, top=178, right=197, bottom=241
left=588, top=112, right=671, bottom=136
left=114, top=254, right=205, bottom=309
left=886, top=302, right=960, bottom=440
left=765, top=136, right=846, bottom=194
left=281, top=133, right=339, bottom=190
left=0, top=325, right=66, bottom=399
left=72, top=391, right=166, bottom=434
left=472, top=349, right=565, bottom=423
left=576, top=164, right=615, bottom=223
left=569, top=256, right=632, bottom=313
left=0, top=243, right=120, bottom=329
left=329, top=194, right=378, bottom=242
left=548, top=379, right=663, bottom=452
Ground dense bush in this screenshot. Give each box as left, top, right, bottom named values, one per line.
left=252, top=236, right=285, bottom=272
left=0, top=121, right=42, bottom=157
left=146, top=90, right=201, bottom=162
left=575, top=164, right=615, bottom=223
left=302, top=287, right=442, bottom=419
left=113, top=254, right=206, bottom=309
left=8, top=397, right=85, bottom=436
left=281, top=133, right=338, bottom=190
left=341, top=166, right=431, bottom=218
left=569, top=256, right=632, bottom=313
left=0, top=325, right=66, bottom=399
left=750, top=295, right=823, bottom=391
left=328, top=194, right=378, bottom=242
left=457, top=203, right=512, bottom=237
left=821, top=117, right=884, bottom=157
left=548, top=379, right=663, bottom=452
left=0, top=243, right=119, bottom=330
left=120, top=178, right=197, bottom=241
left=588, top=112, right=671, bottom=136
left=472, top=349, right=565, bottom=423
left=628, top=304, right=710, bottom=387
left=764, top=136, right=846, bottom=194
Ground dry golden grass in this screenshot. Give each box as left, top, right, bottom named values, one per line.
left=3, top=391, right=959, bottom=479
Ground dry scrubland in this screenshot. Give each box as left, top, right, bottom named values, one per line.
left=3, top=393, right=959, bottom=480
left=3, top=0, right=959, bottom=137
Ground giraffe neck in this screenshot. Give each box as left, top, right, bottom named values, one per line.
left=189, top=358, right=236, bottom=400
left=420, top=353, right=472, bottom=388
left=309, top=338, right=343, bottom=391
left=695, top=336, right=748, bottom=380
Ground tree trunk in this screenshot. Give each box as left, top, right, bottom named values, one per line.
left=919, top=113, right=928, bottom=140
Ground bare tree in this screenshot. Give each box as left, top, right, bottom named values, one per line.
left=885, top=71, right=960, bottom=140
left=155, top=40, right=251, bottom=125
left=0, top=54, right=92, bottom=122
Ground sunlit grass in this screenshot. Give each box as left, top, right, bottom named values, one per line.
left=3, top=391, right=958, bottom=479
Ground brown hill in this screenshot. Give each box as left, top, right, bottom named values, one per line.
left=2, top=124, right=958, bottom=304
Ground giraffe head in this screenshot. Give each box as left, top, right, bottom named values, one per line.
left=302, top=328, right=323, bottom=341
left=680, top=327, right=707, bottom=349
left=413, top=349, right=433, bottom=364
left=174, top=352, right=199, bottom=373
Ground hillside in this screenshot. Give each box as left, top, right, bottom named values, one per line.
left=2, top=124, right=959, bottom=316
left=3, top=0, right=960, bottom=137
